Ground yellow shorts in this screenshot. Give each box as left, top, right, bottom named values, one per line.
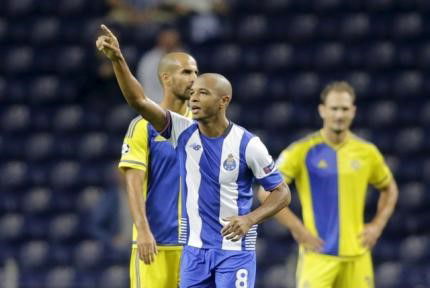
left=130, top=246, right=182, bottom=288
left=296, top=249, right=374, bottom=288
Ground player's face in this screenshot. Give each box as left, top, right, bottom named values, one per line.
left=189, top=78, right=222, bottom=121
left=170, top=62, right=198, bottom=100
left=319, top=91, right=356, bottom=134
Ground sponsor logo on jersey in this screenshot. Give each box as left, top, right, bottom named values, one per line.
left=189, top=143, right=202, bottom=151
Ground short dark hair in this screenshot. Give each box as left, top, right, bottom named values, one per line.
left=320, top=81, right=356, bottom=104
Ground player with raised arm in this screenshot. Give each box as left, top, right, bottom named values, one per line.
left=259, top=81, right=398, bottom=288
left=119, top=52, right=198, bottom=287
left=97, top=24, right=291, bottom=287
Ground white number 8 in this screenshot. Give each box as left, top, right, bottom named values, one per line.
left=235, top=268, right=248, bottom=288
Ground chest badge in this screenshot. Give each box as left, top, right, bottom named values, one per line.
left=351, top=159, right=361, bottom=170
left=317, top=159, right=328, bottom=169
left=223, top=154, right=237, bottom=171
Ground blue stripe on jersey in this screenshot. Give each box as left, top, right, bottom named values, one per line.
left=177, top=124, right=199, bottom=245
left=198, top=135, right=224, bottom=248
left=305, top=144, right=339, bottom=255
left=237, top=130, right=256, bottom=251
left=258, top=173, right=284, bottom=191
left=145, top=124, right=181, bottom=245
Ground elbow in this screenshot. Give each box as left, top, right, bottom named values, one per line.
left=284, top=183, right=292, bottom=206
left=128, top=97, right=148, bottom=114
left=277, top=182, right=291, bottom=208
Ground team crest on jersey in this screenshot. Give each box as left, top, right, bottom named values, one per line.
left=351, top=159, right=361, bottom=170
left=223, top=154, right=237, bottom=171
left=121, top=143, right=130, bottom=154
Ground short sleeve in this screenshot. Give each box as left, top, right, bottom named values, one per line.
left=118, top=117, right=149, bottom=171
left=245, top=137, right=283, bottom=191
left=368, top=145, right=393, bottom=189
left=159, top=111, right=193, bottom=147
left=276, top=143, right=302, bottom=184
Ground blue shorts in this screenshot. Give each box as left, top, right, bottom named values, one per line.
left=180, top=246, right=256, bottom=288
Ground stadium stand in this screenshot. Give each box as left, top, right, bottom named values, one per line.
left=0, top=0, right=428, bottom=287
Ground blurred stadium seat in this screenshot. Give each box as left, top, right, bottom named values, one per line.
left=0, top=1, right=428, bottom=287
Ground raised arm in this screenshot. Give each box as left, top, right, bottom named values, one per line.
left=96, top=25, right=167, bottom=131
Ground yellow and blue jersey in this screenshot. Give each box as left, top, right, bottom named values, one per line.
left=119, top=110, right=192, bottom=249
left=277, top=131, right=392, bottom=256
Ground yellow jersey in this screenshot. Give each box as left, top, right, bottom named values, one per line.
left=118, top=110, right=192, bottom=249
left=277, top=131, right=392, bottom=256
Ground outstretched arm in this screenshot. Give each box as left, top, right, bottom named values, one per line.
left=96, top=25, right=167, bottom=131
left=221, top=182, right=291, bottom=241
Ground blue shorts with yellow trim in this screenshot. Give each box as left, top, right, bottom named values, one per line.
left=130, top=246, right=182, bottom=288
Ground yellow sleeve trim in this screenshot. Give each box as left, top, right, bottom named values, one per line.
left=374, top=174, right=391, bottom=189
left=118, top=160, right=147, bottom=171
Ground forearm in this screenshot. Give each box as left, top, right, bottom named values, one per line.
left=249, top=182, right=291, bottom=225
left=112, top=56, right=150, bottom=113
left=111, top=55, right=166, bottom=131
left=123, top=169, right=151, bottom=232
left=371, top=180, right=398, bottom=229
left=258, top=187, right=305, bottom=234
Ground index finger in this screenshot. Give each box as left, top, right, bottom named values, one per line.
left=101, top=24, right=115, bottom=37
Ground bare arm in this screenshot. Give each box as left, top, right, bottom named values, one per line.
left=96, top=25, right=167, bottom=131
left=257, top=187, right=324, bottom=251
left=122, top=168, right=158, bottom=264
left=221, top=182, right=291, bottom=241
left=248, top=182, right=291, bottom=224
left=372, top=180, right=398, bottom=229
left=360, top=179, right=398, bottom=248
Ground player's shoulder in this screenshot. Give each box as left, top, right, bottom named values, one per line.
left=349, top=133, right=379, bottom=151
left=230, top=123, right=260, bottom=149
left=285, top=131, right=323, bottom=152
left=126, top=116, right=149, bottom=138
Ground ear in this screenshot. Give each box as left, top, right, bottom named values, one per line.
left=220, top=95, right=231, bottom=109
left=351, top=104, right=357, bottom=118
left=160, top=72, right=170, bottom=86
left=318, top=104, right=325, bottom=119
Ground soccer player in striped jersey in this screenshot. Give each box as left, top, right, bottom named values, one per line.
left=97, top=24, right=291, bottom=287
left=119, top=52, right=197, bottom=287
left=259, top=81, right=399, bottom=288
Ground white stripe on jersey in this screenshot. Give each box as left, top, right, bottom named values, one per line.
left=219, top=126, right=244, bottom=251
left=185, top=130, right=204, bottom=248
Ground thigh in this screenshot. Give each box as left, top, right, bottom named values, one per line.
left=296, top=250, right=341, bottom=288
left=130, top=248, right=182, bottom=288
left=335, top=252, right=374, bottom=288
left=215, top=251, right=256, bottom=288
left=180, top=246, right=215, bottom=288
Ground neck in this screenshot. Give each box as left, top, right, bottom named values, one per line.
left=198, top=114, right=230, bottom=138
left=321, top=127, right=349, bottom=145
left=160, top=93, right=188, bottom=115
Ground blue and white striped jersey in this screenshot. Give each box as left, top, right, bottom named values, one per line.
left=161, top=111, right=283, bottom=251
